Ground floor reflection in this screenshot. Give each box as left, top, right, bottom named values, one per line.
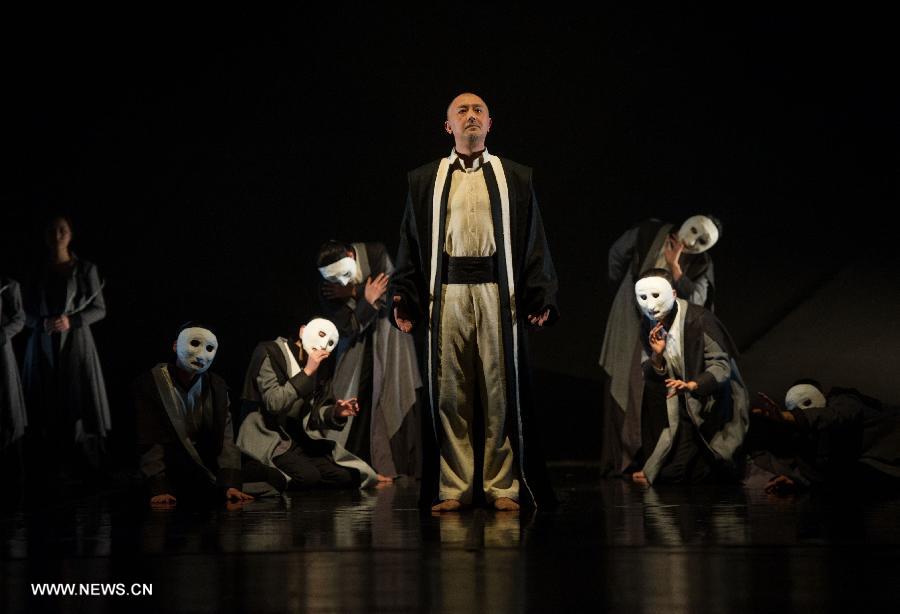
left=1, top=467, right=899, bottom=613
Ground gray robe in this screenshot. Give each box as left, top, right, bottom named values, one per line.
left=751, top=389, right=900, bottom=487
left=637, top=299, right=749, bottom=484
left=236, top=338, right=378, bottom=489
left=599, top=220, right=715, bottom=474
left=23, top=257, right=111, bottom=441
left=322, top=242, right=422, bottom=478
left=0, top=279, right=27, bottom=449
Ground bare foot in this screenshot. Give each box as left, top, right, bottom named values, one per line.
left=493, top=497, right=520, bottom=511
left=376, top=474, right=394, bottom=483
left=431, top=499, right=462, bottom=512
left=632, top=471, right=649, bottom=486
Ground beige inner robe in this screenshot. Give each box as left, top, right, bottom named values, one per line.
left=437, top=160, right=519, bottom=503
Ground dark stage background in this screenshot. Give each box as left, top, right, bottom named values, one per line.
left=1, top=9, right=896, bottom=464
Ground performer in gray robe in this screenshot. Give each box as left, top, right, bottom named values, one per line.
left=1, top=278, right=27, bottom=488
left=748, top=381, right=900, bottom=493
left=630, top=269, right=748, bottom=485
left=317, top=239, right=422, bottom=478
left=599, top=215, right=722, bottom=475
left=22, top=216, right=111, bottom=474
left=1, top=278, right=27, bottom=448
left=237, top=318, right=379, bottom=490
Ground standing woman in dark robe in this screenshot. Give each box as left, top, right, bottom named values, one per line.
left=0, top=277, right=27, bottom=489
left=22, top=215, right=111, bottom=477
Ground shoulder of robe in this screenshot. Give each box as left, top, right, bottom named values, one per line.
left=494, top=157, right=532, bottom=178
left=408, top=159, right=442, bottom=183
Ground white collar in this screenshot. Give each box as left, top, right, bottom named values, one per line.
left=448, top=148, right=492, bottom=172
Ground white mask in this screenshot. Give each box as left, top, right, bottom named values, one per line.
left=677, top=215, right=720, bottom=254
left=785, top=384, right=826, bottom=411
left=176, top=327, right=218, bottom=375
left=634, top=276, right=676, bottom=321
left=301, top=318, right=339, bottom=353
left=318, top=256, right=358, bottom=286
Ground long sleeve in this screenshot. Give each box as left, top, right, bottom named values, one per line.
left=0, top=281, right=25, bottom=347
left=390, top=188, right=426, bottom=330
left=255, top=355, right=315, bottom=415
left=641, top=351, right=668, bottom=381
left=519, top=175, right=560, bottom=324
left=321, top=291, right=380, bottom=340
left=693, top=333, right=731, bottom=396
left=608, top=226, right=639, bottom=285
left=674, top=268, right=711, bottom=307
left=307, top=377, right=347, bottom=432
left=68, top=263, right=106, bottom=328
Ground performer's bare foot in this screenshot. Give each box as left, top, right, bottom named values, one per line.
left=493, top=497, right=520, bottom=511
left=376, top=474, right=394, bottom=483
left=431, top=499, right=462, bottom=512
left=632, top=471, right=649, bottom=486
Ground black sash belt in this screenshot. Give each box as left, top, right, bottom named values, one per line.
left=443, top=254, right=498, bottom=284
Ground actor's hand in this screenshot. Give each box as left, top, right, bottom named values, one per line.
left=322, top=281, right=357, bottom=300
left=664, top=235, right=684, bottom=280
left=225, top=488, right=254, bottom=503
left=665, top=379, right=698, bottom=398
left=336, top=398, right=360, bottom=418
left=150, top=493, right=177, bottom=507
left=752, top=392, right=782, bottom=416
left=393, top=296, right=415, bottom=333
left=751, top=392, right=797, bottom=423
left=303, top=348, right=331, bottom=376
left=765, top=474, right=797, bottom=496
left=45, top=315, right=70, bottom=333
left=649, top=322, right=667, bottom=355
left=365, top=273, right=390, bottom=307
left=527, top=308, right=551, bottom=328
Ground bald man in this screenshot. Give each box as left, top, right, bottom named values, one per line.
left=391, top=93, right=559, bottom=511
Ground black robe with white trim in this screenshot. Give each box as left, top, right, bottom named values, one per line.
left=391, top=153, right=559, bottom=509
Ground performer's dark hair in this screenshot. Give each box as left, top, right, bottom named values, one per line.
left=176, top=321, right=218, bottom=338
left=790, top=378, right=824, bottom=393
left=637, top=268, right=674, bottom=285
left=705, top=214, right=724, bottom=240
left=677, top=214, right=724, bottom=239
left=317, top=240, right=352, bottom=267
left=44, top=213, right=75, bottom=235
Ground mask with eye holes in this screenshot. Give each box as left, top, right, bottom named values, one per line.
left=318, top=257, right=359, bottom=287
left=175, top=327, right=219, bottom=375
left=634, top=276, right=676, bottom=321
left=300, top=318, right=339, bottom=353
left=677, top=215, right=720, bottom=254
left=784, top=384, right=827, bottom=411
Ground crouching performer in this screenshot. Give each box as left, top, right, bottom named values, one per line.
left=237, top=318, right=381, bottom=490
left=629, top=269, right=749, bottom=485
left=135, top=322, right=253, bottom=507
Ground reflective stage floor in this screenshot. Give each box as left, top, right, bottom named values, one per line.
left=3, top=465, right=899, bottom=613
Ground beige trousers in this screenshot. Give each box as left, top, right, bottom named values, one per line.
left=437, top=282, right=519, bottom=503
